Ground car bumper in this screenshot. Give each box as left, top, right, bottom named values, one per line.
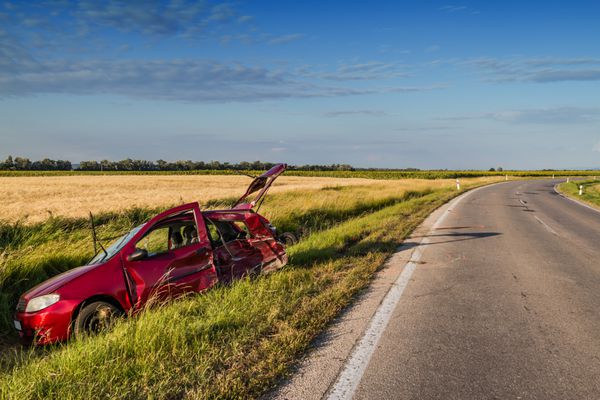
left=14, top=299, right=79, bottom=345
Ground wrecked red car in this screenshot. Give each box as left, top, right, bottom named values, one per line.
left=14, top=164, right=289, bottom=345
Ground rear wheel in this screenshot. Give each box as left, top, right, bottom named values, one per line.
left=74, top=301, right=122, bottom=338
left=278, top=232, right=298, bottom=246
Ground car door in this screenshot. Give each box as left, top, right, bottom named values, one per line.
left=206, top=218, right=264, bottom=283
left=232, top=163, right=286, bottom=210
left=122, top=205, right=218, bottom=308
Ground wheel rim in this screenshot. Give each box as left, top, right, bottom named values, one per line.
left=83, top=307, right=113, bottom=333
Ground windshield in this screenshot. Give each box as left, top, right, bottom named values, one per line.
left=89, top=224, right=145, bottom=265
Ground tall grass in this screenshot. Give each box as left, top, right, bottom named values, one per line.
left=0, top=188, right=460, bottom=399
left=0, top=181, right=472, bottom=338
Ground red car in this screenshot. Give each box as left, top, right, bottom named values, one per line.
left=14, top=164, right=289, bottom=345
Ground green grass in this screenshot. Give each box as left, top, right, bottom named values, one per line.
left=2, top=169, right=599, bottom=179
left=0, top=184, right=435, bottom=338
left=0, top=176, right=506, bottom=398
left=557, top=179, right=600, bottom=208
left=0, top=187, right=462, bottom=399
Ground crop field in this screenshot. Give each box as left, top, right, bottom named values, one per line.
left=1, top=168, right=599, bottom=180
left=0, top=174, right=504, bottom=398
left=0, top=174, right=425, bottom=223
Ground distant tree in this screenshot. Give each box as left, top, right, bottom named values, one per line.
left=156, top=159, right=167, bottom=170
left=100, top=159, right=113, bottom=171
left=1, top=155, right=14, bottom=170
left=56, top=160, right=72, bottom=170
left=489, top=167, right=496, bottom=171
left=497, top=166, right=503, bottom=172
left=79, top=160, right=101, bottom=170
left=13, top=157, right=32, bottom=170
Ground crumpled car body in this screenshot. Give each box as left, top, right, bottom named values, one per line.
left=14, top=164, right=289, bottom=345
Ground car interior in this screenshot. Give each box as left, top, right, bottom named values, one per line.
left=136, top=212, right=200, bottom=255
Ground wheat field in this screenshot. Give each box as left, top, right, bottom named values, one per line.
left=0, top=175, right=498, bottom=223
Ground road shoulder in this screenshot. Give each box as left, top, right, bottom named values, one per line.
left=266, top=189, right=478, bottom=400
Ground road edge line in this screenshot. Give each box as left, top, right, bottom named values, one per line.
left=553, top=183, right=600, bottom=214
left=325, top=185, right=484, bottom=400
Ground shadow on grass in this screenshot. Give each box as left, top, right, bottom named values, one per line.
left=289, top=231, right=502, bottom=269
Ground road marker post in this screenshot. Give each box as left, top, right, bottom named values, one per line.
left=552, top=174, right=555, bottom=179
left=456, top=178, right=460, bottom=191
left=567, top=177, right=570, bottom=183
left=579, top=185, right=584, bottom=196
left=505, top=174, right=508, bottom=181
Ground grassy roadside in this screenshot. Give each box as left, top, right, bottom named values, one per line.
left=0, top=186, right=466, bottom=399
left=0, top=182, right=457, bottom=338
left=556, top=180, right=600, bottom=209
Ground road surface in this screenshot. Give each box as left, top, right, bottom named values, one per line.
left=272, top=179, right=600, bottom=400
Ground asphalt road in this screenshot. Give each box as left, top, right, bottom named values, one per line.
left=352, top=179, right=600, bottom=399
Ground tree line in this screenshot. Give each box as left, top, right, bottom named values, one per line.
left=0, top=155, right=356, bottom=171
left=0, top=155, right=72, bottom=171
left=79, top=159, right=356, bottom=171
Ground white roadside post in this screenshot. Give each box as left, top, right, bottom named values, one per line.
left=456, top=178, right=460, bottom=191
left=579, top=185, right=584, bottom=196
left=567, top=177, right=570, bottom=183
left=552, top=174, right=555, bottom=179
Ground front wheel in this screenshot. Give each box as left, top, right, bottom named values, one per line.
left=74, top=301, right=122, bottom=338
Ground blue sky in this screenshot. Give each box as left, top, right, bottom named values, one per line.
left=1, top=0, right=599, bottom=168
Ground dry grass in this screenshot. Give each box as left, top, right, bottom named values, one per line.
left=0, top=175, right=379, bottom=223
left=0, top=175, right=500, bottom=223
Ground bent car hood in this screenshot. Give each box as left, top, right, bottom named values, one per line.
left=23, top=264, right=97, bottom=299
left=233, top=163, right=287, bottom=209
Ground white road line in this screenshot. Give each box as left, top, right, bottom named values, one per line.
left=534, top=215, right=558, bottom=236
left=553, top=184, right=600, bottom=214
left=326, top=188, right=480, bottom=400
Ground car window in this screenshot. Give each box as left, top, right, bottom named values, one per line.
left=207, top=220, right=250, bottom=244
left=232, top=221, right=251, bottom=239
left=205, top=220, right=224, bottom=247
left=137, top=226, right=170, bottom=256
left=89, top=224, right=144, bottom=265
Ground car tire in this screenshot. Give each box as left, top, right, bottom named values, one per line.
left=74, top=301, right=122, bottom=338
left=278, top=232, right=298, bottom=246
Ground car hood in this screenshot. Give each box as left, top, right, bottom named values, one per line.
left=23, top=264, right=97, bottom=299
left=233, top=163, right=287, bottom=209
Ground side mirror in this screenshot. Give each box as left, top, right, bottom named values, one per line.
left=127, top=249, right=148, bottom=262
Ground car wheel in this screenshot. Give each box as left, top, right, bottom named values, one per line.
left=278, top=232, right=298, bottom=246
left=74, top=301, right=122, bottom=338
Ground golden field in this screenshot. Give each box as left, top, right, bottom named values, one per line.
left=0, top=174, right=501, bottom=223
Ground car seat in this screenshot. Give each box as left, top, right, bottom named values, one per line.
left=170, top=231, right=184, bottom=249
left=183, top=225, right=198, bottom=245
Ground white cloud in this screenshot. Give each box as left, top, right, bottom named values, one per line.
left=437, top=107, right=600, bottom=125
left=0, top=57, right=441, bottom=102
left=462, top=56, right=600, bottom=83
left=323, top=110, right=387, bottom=118
left=267, top=33, right=305, bottom=45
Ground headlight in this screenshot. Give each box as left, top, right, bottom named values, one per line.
left=25, top=294, right=60, bottom=313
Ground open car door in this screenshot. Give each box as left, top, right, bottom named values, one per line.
left=121, top=203, right=218, bottom=308
left=232, top=163, right=287, bottom=210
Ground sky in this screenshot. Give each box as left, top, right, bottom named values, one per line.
left=1, top=0, right=600, bottom=169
